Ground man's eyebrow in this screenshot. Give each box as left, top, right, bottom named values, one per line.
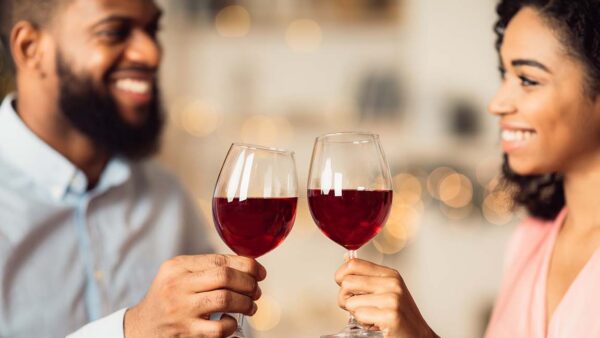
left=511, top=59, right=552, bottom=74
left=93, top=15, right=133, bottom=26
left=92, top=10, right=163, bottom=27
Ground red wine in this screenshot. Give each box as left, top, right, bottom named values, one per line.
left=213, top=197, right=297, bottom=258
left=308, top=189, right=393, bottom=250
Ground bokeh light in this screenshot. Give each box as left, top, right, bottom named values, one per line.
left=240, top=114, right=294, bottom=145
left=215, top=5, right=252, bottom=38
left=248, top=294, right=282, bottom=331
left=483, top=190, right=514, bottom=225
left=427, top=167, right=456, bottom=200
left=393, top=173, right=422, bottom=205
left=285, top=19, right=323, bottom=52
left=439, top=173, right=473, bottom=208
left=440, top=203, right=474, bottom=221
left=178, top=100, right=222, bottom=138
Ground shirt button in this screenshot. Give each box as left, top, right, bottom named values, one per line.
left=94, top=270, right=104, bottom=282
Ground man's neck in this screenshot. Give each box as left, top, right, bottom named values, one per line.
left=15, top=97, right=109, bottom=189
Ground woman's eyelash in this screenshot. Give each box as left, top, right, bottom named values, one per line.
left=519, top=75, right=539, bottom=86
left=498, top=67, right=506, bottom=79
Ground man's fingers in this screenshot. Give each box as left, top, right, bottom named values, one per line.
left=335, top=259, right=399, bottom=284
left=171, top=254, right=267, bottom=280
left=191, top=290, right=257, bottom=317
left=184, top=266, right=261, bottom=297
left=190, top=315, right=238, bottom=338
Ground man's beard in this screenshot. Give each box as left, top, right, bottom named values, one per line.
left=56, top=52, right=164, bottom=160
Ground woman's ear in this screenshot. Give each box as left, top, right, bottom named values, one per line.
left=10, top=20, right=46, bottom=77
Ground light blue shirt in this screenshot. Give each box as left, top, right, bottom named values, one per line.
left=0, top=94, right=213, bottom=337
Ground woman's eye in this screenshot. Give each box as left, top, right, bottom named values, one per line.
left=498, top=67, right=506, bottom=80
left=519, top=75, right=539, bottom=87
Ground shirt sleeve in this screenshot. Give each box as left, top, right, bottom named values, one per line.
left=65, top=308, right=127, bottom=338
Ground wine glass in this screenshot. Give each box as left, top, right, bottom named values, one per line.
left=307, top=132, right=393, bottom=338
left=212, top=143, right=298, bottom=338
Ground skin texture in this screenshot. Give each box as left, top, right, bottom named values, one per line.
left=9, top=1, right=267, bottom=336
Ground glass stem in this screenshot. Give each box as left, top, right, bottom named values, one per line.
left=231, top=313, right=245, bottom=337
left=238, top=314, right=245, bottom=330
left=347, top=250, right=360, bottom=329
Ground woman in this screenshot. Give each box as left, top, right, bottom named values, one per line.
left=334, top=0, right=600, bottom=337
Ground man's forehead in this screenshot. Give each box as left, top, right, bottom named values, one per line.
left=66, top=0, right=161, bottom=23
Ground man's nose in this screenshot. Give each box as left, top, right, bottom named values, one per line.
left=124, top=29, right=161, bottom=69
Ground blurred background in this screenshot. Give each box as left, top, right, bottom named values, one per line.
left=0, top=0, right=520, bottom=337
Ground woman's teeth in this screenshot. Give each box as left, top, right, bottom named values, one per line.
left=115, top=79, right=151, bottom=95
left=501, top=129, right=536, bottom=142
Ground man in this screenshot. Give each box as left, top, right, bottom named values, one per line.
left=0, top=0, right=264, bottom=337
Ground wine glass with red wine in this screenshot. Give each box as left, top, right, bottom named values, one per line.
left=308, top=132, right=393, bottom=338
left=212, top=143, right=298, bottom=338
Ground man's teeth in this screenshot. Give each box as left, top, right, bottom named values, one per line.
left=501, top=129, right=536, bottom=142
left=115, top=79, right=151, bottom=95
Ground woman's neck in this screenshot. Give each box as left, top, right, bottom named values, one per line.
left=563, top=156, right=600, bottom=231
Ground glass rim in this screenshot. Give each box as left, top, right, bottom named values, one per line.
left=231, top=142, right=295, bottom=155
left=315, top=131, right=380, bottom=143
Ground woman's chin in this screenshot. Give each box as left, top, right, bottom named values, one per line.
left=507, top=157, right=546, bottom=176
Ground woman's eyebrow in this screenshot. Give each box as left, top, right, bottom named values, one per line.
left=511, top=58, right=552, bottom=74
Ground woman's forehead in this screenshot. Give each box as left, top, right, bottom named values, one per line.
left=500, top=7, right=564, bottom=68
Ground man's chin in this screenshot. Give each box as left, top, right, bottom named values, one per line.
left=116, top=106, right=152, bottom=128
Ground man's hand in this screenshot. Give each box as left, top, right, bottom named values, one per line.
left=124, top=254, right=266, bottom=338
left=336, top=259, right=439, bottom=338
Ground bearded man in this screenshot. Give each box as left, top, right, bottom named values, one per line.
left=0, top=1, right=264, bottom=337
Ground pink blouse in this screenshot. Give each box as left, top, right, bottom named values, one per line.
left=485, top=208, right=600, bottom=338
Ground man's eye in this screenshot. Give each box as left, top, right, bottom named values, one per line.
left=98, top=28, right=130, bottom=41
left=146, top=24, right=162, bottom=39
left=519, top=75, right=539, bottom=87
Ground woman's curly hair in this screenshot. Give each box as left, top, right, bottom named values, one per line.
left=494, top=0, right=600, bottom=220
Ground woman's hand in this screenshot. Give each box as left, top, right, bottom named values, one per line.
left=335, top=259, right=439, bottom=338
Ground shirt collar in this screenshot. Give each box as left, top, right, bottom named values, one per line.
left=0, top=94, right=131, bottom=200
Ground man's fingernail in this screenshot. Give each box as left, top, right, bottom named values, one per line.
left=255, top=285, right=262, bottom=299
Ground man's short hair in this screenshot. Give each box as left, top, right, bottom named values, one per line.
left=0, top=0, right=71, bottom=69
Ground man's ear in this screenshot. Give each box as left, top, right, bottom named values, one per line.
left=10, top=21, right=46, bottom=77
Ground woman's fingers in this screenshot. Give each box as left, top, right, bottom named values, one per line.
left=344, top=293, right=402, bottom=312
left=337, top=275, right=403, bottom=308
left=351, top=306, right=400, bottom=334
left=335, top=259, right=400, bottom=285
